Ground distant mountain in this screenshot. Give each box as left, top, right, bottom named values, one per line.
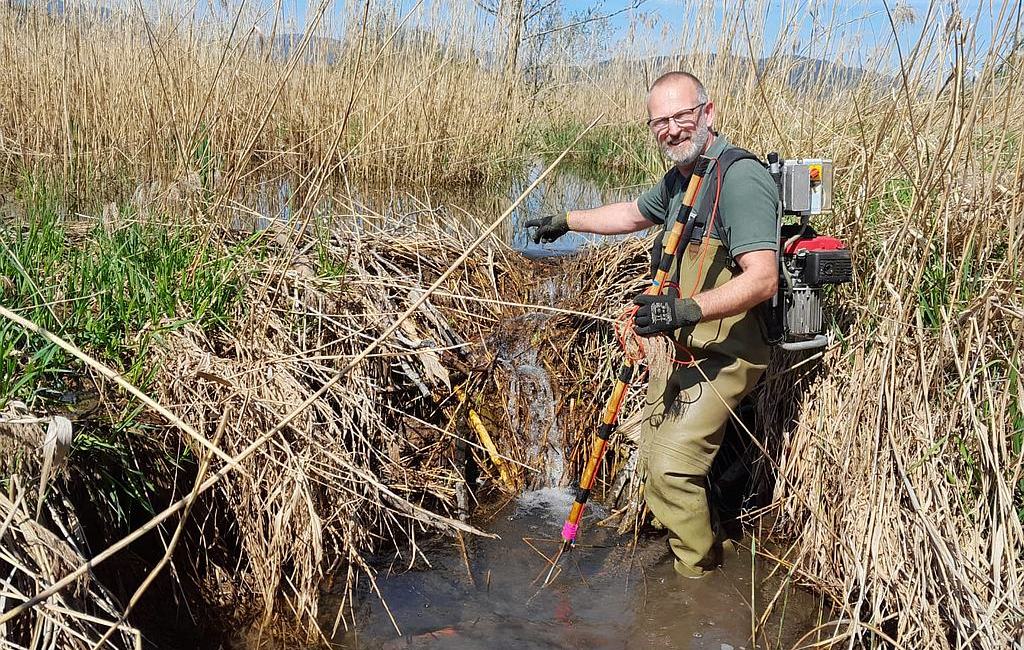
left=588, top=53, right=887, bottom=94
left=776, top=54, right=888, bottom=92
left=269, top=33, right=347, bottom=64
left=7, top=1, right=114, bottom=21
left=269, top=27, right=456, bottom=65
left=265, top=30, right=882, bottom=95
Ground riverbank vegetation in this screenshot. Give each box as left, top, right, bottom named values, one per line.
left=1, top=0, right=1022, bottom=647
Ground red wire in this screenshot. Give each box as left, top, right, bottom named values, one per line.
left=615, top=304, right=646, bottom=363
left=617, top=161, right=725, bottom=372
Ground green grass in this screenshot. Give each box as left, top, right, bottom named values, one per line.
left=535, top=120, right=661, bottom=187
left=190, top=124, right=218, bottom=198
left=1009, top=363, right=1024, bottom=523
left=1, top=186, right=248, bottom=387
left=0, top=175, right=255, bottom=523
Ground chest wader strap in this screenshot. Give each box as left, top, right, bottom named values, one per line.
left=648, top=181, right=707, bottom=285
left=668, top=147, right=765, bottom=289
left=686, top=147, right=765, bottom=255
left=649, top=170, right=701, bottom=282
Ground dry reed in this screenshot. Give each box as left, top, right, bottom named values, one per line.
left=1, top=0, right=1022, bottom=647
left=0, top=403, right=141, bottom=649
left=0, top=1, right=525, bottom=193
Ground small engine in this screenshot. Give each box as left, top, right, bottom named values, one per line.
left=761, top=154, right=852, bottom=350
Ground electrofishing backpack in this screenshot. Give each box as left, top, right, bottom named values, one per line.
left=658, top=148, right=853, bottom=351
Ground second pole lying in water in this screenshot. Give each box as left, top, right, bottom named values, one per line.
left=547, top=156, right=712, bottom=580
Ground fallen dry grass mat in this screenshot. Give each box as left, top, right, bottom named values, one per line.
left=144, top=215, right=522, bottom=640
left=0, top=403, right=141, bottom=649
left=0, top=112, right=593, bottom=644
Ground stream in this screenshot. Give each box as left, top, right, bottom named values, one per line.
left=317, top=164, right=823, bottom=649
left=330, top=505, right=822, bottom=648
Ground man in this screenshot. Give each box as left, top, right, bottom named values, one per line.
left=525, top=71, right=779, bottom=577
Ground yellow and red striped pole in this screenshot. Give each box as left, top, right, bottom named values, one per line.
left=555, top=155, right=712, bottom=554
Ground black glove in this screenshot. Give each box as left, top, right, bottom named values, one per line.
left=524, top=213, right=570, bottom=244
left=633, top=294, right=703, bottom=336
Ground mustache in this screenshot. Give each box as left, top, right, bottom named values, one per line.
left=660, top=124, right=709, bottom=164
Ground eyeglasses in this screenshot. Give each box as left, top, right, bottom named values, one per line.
left=646, top=103, right=706, bottom=132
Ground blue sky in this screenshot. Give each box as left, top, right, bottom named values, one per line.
left=214, top=0, right=1005, bottom=68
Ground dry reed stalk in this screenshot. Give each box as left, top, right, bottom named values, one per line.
left=0, top=405, right=141, bottom=649
left=0, top=2, right=527, bottom=191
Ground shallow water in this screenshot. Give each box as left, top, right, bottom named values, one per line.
left=239, top=160, right=641, bottom=256
left=330, top=489, right=822, bottom=650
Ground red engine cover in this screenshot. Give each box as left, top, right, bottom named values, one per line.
left=785, top=235, right=847, bottom=255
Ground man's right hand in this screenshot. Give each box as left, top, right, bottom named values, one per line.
left=524, top=213, right=571, bottom=244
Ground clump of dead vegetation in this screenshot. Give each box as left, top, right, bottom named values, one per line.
left=147, top=214, right=528, bottom=639
left=0, top=403, right=141, bottom=649
left=0, top=187, right=542, bottom=643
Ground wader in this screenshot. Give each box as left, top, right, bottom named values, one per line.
left=639, top=237, right=770, bottom=577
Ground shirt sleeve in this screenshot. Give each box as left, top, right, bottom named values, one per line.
left=717, top=159, right=779, bottom=257
left=636, top=171, right=672, bottom=225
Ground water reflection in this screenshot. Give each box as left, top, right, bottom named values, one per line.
left=499, top=161, right=645, bottom=257
left=239, top=162, right=649, bottom=257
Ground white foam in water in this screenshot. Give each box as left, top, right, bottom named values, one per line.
left=515, top=363, right=562, bottom=486
left=513, top=486, right=606, bottom=522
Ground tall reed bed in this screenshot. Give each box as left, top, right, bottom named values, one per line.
left=0, top=1, right=525, bottom=198
left=539, top=2, right=1024, bottom=646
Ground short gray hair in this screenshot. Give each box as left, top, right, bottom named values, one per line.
left=648, top=71, right=708, bottom=104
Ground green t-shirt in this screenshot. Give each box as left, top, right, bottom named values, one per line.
left=636, top=135, right=778, bottom=258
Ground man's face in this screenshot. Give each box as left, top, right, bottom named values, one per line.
left=646, top=81, right=714, bottom=168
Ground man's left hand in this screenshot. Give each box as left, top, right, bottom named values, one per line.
left=633, top=294, right=703, bottom=336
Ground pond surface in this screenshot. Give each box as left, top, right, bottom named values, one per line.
left=242, top=160, right=645, bottom=255
left=329, top=488, right=823, bottom=650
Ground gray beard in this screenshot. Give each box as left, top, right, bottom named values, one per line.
left=661, top=123, right=710, bottom=167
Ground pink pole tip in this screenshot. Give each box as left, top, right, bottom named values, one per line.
left=561, top=521, right=579, bottom=542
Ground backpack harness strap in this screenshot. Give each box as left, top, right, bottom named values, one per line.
left=686, top=146, right=764, bottom=251
left=651, top=146, right=767, bottom=282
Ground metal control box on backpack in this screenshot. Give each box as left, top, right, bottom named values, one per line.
left=761, top=154, right=852, bottom=350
